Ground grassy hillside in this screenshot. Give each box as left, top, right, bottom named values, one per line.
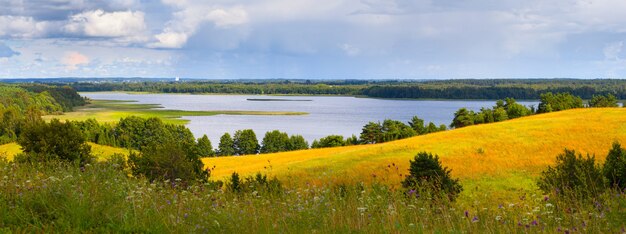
left=0, top=142, right=130, bottom=161
left=203, top=108, right=626, bottom=195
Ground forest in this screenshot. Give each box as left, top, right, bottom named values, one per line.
left=65, top=78, right=626, bottom=99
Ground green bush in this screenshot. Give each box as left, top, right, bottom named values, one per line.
left=228, top=172, right=282, bottom=194
left=311, top=135, right=346, bottom=148
left=589, top=94, right=619, bottom=108
left=537, top=149, right=605, bottom=199
left=17, top=119, right=92, bottom=164
left=128, top=140, right=207, bottom=184
left=603, top=142, right=626, bottom=189
left=401, top=152, right=462, bottom=201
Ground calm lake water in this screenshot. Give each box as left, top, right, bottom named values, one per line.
left=81, top=92, right=539, bottom=143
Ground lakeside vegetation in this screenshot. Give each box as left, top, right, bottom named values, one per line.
left=43, top=99, right=307, bottom=124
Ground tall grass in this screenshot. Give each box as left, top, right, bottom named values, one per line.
left=1, top=159, right=624, bottom=232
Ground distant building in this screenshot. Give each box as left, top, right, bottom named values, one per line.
left=175, top=76, right=180, bottom=82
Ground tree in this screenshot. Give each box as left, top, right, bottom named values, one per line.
left=492, top=107, right=509, bottom=122
left=17, top=119, right=92, bottom=164
left=359, top=122, right=383, bottom=144
left=233, top=129, right=259, bottom=155
left=196, top=135, right=214, bottom=157
left=311, top=135, right=345, bottom=148
left=537, top=92, right=583, bottom=113
left=401, top=152, right=462, bottom=201
left=409, top=116, right=426, bottom=134
left=345, top=135, right=359, bottom=146
left=450, top=108, right=475, bottom=128
left=381, top=119, right=416, bottom=142
left=287, top=135, right=308, bottom=151
left=217, top=133, right=235, bottom=156
left=424, top=122, right=440, bottom=134
left=261, top=130, right=289, bottom=153
left=589, top=94, right=619, bottom=108
left=603, top=142, right=626, bottom=189
left=537, top=149, right=605, bottom=199
left=129, top=140, right=207, bottom=184
left=503, top=98, right=531, bottom=119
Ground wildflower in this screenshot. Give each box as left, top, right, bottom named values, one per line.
left=495, top=216, right=502, bottom=221
left=531, top=220, right=538, bottom=226
left=464, top=210, right=469, bottom=218
left=357, top=207, right=367, bottom=213
left=544, top=196, right=549, bottom=201
left=471, top=216, right=479, bottom=223
left=545, top=203, right=554, bottom=208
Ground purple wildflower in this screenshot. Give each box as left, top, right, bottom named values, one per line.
left=464, top=210, right=469, bottom=218
left=531, top=220, right=538, bottom=226
left=544, top=196, right=549, bottom=201
left=471, top=216, right=479, bottom=223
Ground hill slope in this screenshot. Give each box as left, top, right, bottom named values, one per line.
left=0, top=142, right=130, bottom=161
left=203, top=108, right=626, bottom=193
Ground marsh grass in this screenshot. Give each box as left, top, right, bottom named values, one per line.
left=42, top=99, right=308, bottom=124
left=0, top=159, right=624, bottom=233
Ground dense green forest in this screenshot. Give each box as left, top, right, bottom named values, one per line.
left=0, top=84, right=86, bottom=144
left=67, top=79, right=626, bottom=99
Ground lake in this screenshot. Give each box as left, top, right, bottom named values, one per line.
left=81, top=92, right=539, bottom=143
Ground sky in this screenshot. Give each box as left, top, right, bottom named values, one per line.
left=0, top=0, right=625, bottom=79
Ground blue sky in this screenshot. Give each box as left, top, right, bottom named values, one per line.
left=0, top=0, right=625, bottom=79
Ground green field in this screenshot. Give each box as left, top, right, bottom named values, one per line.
left=43, top=99, right=307, bottom=124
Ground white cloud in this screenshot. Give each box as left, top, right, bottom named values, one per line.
left=151, top=31, right=188, bottom=48
left=150, top=1, right=249, bottom=48
left=64, top=10, right=147, bottom=38
left=61, top=51, right=89, bottom=70
left=0, top=16, right=51, bottom=38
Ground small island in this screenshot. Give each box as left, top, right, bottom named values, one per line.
left=247, top=98, right=313, bottom=102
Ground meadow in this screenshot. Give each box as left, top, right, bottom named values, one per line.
left=42, top=99, right=307, bottom=124
left=204, top=108, right=626, bottom=199
left=2, top=108, right=626, bottom=232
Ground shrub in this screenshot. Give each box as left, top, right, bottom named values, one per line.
left=228, top=172, right=282, bottom=194
left=537, top=149, right=605, bottom=199
left=311, top=135, right=345, bottom=148
left=17, top=119, right=92, bottom=164
left=537, top=92, right=583, bottom=113
left=589, top=94, right=619, bottom=108
left=603, top=142, right=626, bottom=189
left=128, top=140, right=207, bottom=184
left=401, top=152, right=462, bottom=201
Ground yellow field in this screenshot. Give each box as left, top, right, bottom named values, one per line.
left=0, top=142, right=130, bottom=161
left=203, top=108, right=626, bottom=194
